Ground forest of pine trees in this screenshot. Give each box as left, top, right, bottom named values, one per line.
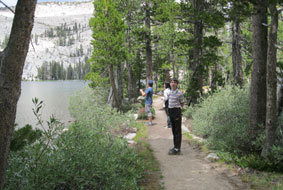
left=88, top=0, right=282, bottom=161
left=88, top=0, right=281, bottom=109
left=37, top=59, right=90, bottom=80
left=43, top=22, right=89, bottom=46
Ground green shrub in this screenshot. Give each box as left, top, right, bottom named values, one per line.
left=137, top=107, right=155, bottom=120
left=192, top=85, right=283, bottom=171
left=131, top=102, right=144, bottom=111
left=10, top=124, right=42, bottom=151
left=121, top=102, right=143, bottom=113
left=5, top=122, right=144, bottom=190
left=5, top=89, right=145, bottom=189
left=262, top=135, right=283, bottom=172
left=217, top=151, right=270, bottom=170
left=69, top=87, right=134, bottom=132
left=183, top=105, right=198, bottom=119
left=192, top=85, right=251, bottom=153
left=269, top=115, right=283, bottom=171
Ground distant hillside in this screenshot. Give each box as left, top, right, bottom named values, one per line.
left=0, top=1, right=93, bottom=80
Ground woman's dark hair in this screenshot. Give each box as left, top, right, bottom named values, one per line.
left=164, top=82, right=171, bottom=89
left=170, top=78, right=179, bottom=84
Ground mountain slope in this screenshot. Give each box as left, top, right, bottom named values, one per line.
left=0, top=1, right=94, bottom=80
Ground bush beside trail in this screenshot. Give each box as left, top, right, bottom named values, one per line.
left=186, top=85, right=283, bottom=171
left=190, top=86, right=251, bottom=153
left=5, top=87, right=145, bottom=190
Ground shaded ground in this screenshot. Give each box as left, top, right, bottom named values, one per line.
left=146, top=96, right=250, bottom=190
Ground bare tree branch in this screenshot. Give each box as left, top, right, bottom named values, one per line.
left=0, top=0, right=15, bottom=13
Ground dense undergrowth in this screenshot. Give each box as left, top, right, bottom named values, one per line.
left=5, top=87, right=146, bottom=190
left=183, top=85, right=283, bottom=172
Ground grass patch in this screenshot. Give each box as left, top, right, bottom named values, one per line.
left=217, top=151, right=283, bottom=190
left=242, top=171, right=283, bottom=190
left=135, top=123, right=164, bottom=190
left=134, top=123, right=148, bottom=142
left=183, top=132, right=208, bottom=153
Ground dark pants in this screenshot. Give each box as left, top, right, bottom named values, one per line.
left=165, top=107, right=171, bottom=127
left=168, top=108, right=182, bottom=150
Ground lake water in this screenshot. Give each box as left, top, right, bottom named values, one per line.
left=16, top=80, right=89, bottom=128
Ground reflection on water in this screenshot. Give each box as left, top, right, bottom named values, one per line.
left=16, top=80, right=88, bottom=128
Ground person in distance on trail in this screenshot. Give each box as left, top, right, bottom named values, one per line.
left=140, top=80, right=154, bottom=126
left=168, top=78, right=184, bottom=155
left=163, top=82, right=171, bottom=128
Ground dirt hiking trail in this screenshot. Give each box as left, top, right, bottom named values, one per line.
left=147, top=96, right=250, bottom=190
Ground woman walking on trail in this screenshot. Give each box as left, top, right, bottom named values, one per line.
left=163, top=82, right=171, bottom=128
left=168, top=78, right=184, bottom=155
left=140, top=80, right=154, bottom=126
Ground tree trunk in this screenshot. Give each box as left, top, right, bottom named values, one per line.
left=109, top=64, right=120, bottom=110
left=132, top=76, right=138, bottom=99
left=172, top=52, right=177, bottom=79
left=277, top=79, right=283, bottom=115
left=154, top=72, right=158, bottom=93
left=210, top=65, right=218, bottom=92
left=126, top=28, right=135, bottom=101
left=191, top=0, right=203, bottom=100
left=209, top=68, right=213, bottom=88
left=261, top=4, right=278, bottom=157
left=108, top=64, right=123, bottom=107
left=127, top=61, right=135, bottom=101
left=170, top=52, right=176, bottom=78
left=0, top=0, right=37, bottom=188
left=107, top=85, right=114, bottom=107
left=117, top=63, right=123, bottom=104
left=165, top=68, right=170, bottom=82
left=232, top=20, right=244, bottom=87
left=249, top=0, right=268, bottom=143
left=145, top=2, right=152, bottom=84
left=192, top=22, right=202, bottom=78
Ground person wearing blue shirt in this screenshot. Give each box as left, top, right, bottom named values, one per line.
left=140, top=80, right=154, bottom=125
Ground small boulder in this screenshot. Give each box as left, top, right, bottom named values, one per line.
left=63, top=128, right=68, bottom=132
left=127, top=140, right=137, bottom=145
left=131, top=128, right=138, bottom=133
left=133, top=114, right=138, bottom=120
left=124, top=133, right=136, bottom=140
left=206, top=153, right=219, bottom=162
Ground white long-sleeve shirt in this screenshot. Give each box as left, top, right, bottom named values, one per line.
left=163, top=88, right=171, bottom=108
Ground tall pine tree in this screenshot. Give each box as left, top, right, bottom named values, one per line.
left=89, top=0, right=127, bottom=109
